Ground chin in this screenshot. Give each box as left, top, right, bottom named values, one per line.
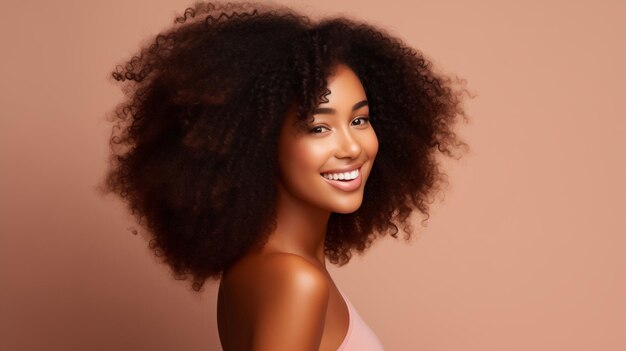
left=333, top=207, right=361, bottom=214
left=327, top=196, right=364, bottom=214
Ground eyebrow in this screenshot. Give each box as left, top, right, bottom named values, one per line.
left=312, top=99, right=369, bottom=115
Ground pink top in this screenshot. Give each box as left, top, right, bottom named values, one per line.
left=336, top=286, right=385, bottom=350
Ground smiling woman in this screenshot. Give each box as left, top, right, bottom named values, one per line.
left=99, top=1, right=470, bottom=350
left=277, top=64, right=378, bottom=214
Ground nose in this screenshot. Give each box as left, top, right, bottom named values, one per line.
left=334, top=126, right=362, bottom=159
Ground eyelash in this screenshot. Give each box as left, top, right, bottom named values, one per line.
left=308, top=116, right=371, bottom=134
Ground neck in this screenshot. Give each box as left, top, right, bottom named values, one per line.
left=261, top=181, right=330, bottom=268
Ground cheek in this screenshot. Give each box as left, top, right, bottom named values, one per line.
left=278, top=141, right=330, bottom=201
left=365, top=130, right=379, bottom=159
left=279, top=140, right=326, bottom=180
left=287, top=142, right=327, bottom=173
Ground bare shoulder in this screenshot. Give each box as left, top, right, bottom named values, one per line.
left=248, top=252, right=330, bottom=350
left=257, top=252, right=328, bottom=285
left=252, top=252, right=330, bottom=310
left=225, top=251, right=328, bottom=288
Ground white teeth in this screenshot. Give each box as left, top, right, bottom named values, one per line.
left=322, top=168, right=359, bottom=181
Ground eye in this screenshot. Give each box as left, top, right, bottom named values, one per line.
left=352, top=116, right=371, bottom=126
left=309, top=125, right=330, bottom=134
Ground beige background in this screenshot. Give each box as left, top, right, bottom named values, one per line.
left=1, top=0, right=625, bottom=350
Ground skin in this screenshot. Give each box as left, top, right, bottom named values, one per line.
left=217, top=63, right=379, bottom=350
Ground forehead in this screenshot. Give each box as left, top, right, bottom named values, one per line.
left=320, top=64, right=367, bottom=105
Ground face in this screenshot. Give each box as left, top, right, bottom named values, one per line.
left=276, top=63, right=378, bottom=214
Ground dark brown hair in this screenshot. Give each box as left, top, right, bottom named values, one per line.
left=99, top=1, right=471, bottom=292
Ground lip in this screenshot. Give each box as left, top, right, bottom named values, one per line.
left=320, top=163, right=363, bottom=174
left=320, top=166, right=363, bottom=192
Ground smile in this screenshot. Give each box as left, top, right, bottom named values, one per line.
left=320, top=166, right=363, bottom=192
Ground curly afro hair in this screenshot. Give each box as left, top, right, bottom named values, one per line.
left=99, top=1, right=471, bottom=292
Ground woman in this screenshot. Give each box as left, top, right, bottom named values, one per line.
left=101, top=1, right=469, bottom=350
